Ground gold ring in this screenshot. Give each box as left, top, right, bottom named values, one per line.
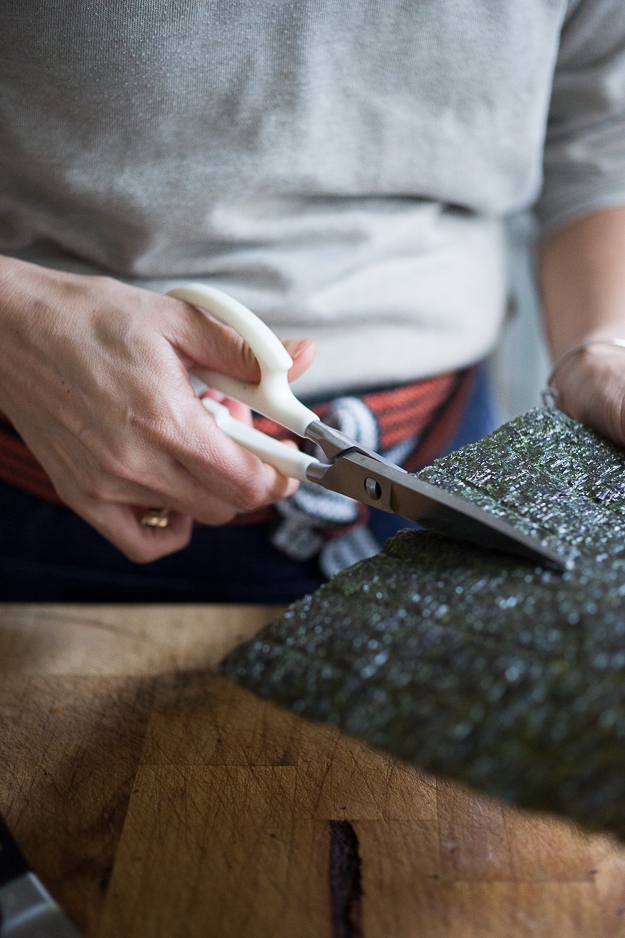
left=140, top=507, right=171, bottom=528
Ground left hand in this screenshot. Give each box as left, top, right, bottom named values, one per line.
left=550, top=341, right=625, bottom=446
left=539, top=206, right=625, bottom=448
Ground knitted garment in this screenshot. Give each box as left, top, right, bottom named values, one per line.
left=3, top=2, right=625, bottom=396
left=0, top=367, right=473, bottom=573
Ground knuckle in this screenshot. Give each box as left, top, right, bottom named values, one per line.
left=234, top=476, right=268, bottom=513
left=124, top=536, right=171, bottom=563
left=215, top=506, right=238, bottom=525
left=100, top=451, right=143, bottom=485
left=87, top=439, right=154, bottom=490
left=89, top=447, right=123, bottom=479
left=73, top=426, right=148, bottom=488
left=88, top=273, right=116, bottom=291
left=75, top=475, right=111, bottom=503
left=126, top=523, right=193, bottom=565
left=130, top=409, right=179, bottom=452
left=123, top=543, right=156, bottom=564
left=192, top=503, right=237, bottom=526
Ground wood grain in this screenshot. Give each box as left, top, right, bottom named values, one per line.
left=1, top=603, right=625, bottom=937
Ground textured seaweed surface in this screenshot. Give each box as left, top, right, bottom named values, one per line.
left=220, top=408, right=625, bottom=837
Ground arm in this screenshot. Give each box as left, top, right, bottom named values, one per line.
left=538, top=205, right=625, bottom=443
left=535, top=0, right=625, bottom=440
left=0, top=255, right=314, bottom=562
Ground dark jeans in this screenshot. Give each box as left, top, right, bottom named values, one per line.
left=0, top=369, right=497, bottom=603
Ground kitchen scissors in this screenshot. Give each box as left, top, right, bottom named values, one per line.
left=168, top=284, right=567, bottom=570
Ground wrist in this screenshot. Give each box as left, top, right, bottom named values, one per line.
left=546, top=338, right=625, bottom=406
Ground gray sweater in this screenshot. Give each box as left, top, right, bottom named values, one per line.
left=1, top=1, right=625, bottom=395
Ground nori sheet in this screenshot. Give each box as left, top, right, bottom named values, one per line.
left=220, top=407, right=625, bottom=838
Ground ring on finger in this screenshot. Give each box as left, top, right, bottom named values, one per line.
left=140, top=507, right=171, bottom=528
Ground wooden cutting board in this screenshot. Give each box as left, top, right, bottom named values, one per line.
left=1, top=603, right=624, bottom=938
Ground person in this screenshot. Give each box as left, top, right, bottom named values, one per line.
left=0, top=1, right=624, bottom=602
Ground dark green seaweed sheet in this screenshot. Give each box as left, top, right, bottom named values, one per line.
left=220, top=407, right=625, bottom=838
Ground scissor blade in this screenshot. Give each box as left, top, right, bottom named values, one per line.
left=307, top=451, right=569, bottom=570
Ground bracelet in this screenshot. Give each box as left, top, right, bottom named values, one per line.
left=543, top=338, right=625, bottom=407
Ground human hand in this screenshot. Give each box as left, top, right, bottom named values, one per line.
left=0, top=256, right=315, bottom=561
left=549, top=340, right=625, bottom=447
left=539, top=207, right=625, bottom=450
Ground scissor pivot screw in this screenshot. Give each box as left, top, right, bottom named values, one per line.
left=365, top=478, right=382, bottom=500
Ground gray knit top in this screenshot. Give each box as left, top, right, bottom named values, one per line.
left=1, top=1, right=624, bottom=394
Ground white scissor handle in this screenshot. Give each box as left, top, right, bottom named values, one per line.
left=168, top=283, right=318, bottom=437
left=198, top=395, right=317, bottom=483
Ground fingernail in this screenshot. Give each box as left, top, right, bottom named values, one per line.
left=283, top=339, right=311, bottom=360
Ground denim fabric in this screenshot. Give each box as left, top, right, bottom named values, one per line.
left=0, top=367, right=497, bottom=602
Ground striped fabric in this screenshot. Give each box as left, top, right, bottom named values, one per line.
left=250, top=366, right=474, bottom=484
left=0, top=366, right=474, bottom=510
left=0, top=418, right=61, bottom=503
left=265, top=366, right=477, bottom=575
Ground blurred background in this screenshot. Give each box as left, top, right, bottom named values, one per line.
left=490, top=213, right=550, bottom=424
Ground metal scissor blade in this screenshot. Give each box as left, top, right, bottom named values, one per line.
left=307, top=450, right=569, bottom=570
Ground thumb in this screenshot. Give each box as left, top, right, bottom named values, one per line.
left=167, top=297, right=315, bottom=385
left=283, top=338, right=316, bottom=382
left=169, top=298, right=263, bottom=383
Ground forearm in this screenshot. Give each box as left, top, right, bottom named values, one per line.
left=536, top=205, right=625, bottom=444
left=538, top=205, right=625, bottom=360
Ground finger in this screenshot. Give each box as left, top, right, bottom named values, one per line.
left=192, top=339, right=314, bottom=430
left=172, top=400, right=300, bottom=513
left=554, top=345, right=625, bottom=448
left=283, top=339, right=316, bottom=382
left=76, top=501, right=195, bottom=564
left=43, top=412, right=294, bottom=527
left=138, top=409, right=300, bottom=514
left=136, top=402, right=299, bottom=516
left=167, top=296, right=315, bottom=385
left=222, top=398, right=254, bottom=425
left=27, top=384, right=298, bottom=527
left=167, top=299, right=262, bottom=383
left=105, top=430, right=298, bottom=521
left=199, top=388, right=254, bottom=426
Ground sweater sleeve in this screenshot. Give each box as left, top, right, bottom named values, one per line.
left=535, top=0, right=625, bottom=234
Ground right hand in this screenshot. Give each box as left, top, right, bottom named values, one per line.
left=0, top=255, right=315, bottom=562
